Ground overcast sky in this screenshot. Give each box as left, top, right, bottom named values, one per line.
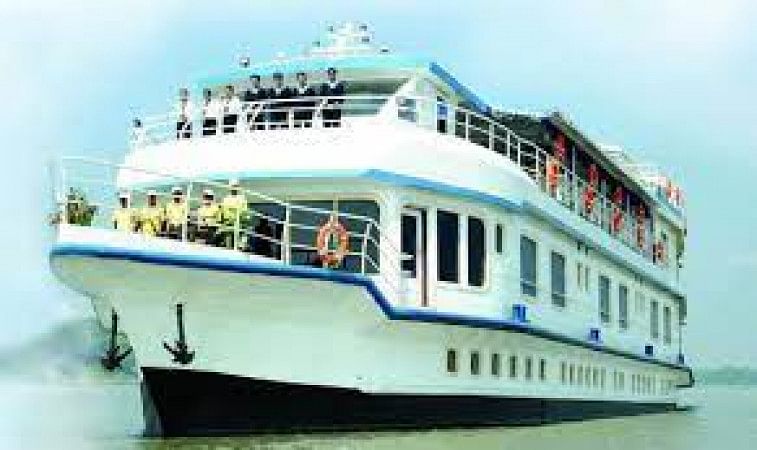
left=1, top=0, right=755, bottom=368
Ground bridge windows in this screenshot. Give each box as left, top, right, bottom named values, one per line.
left=520, top=236, right=538, bottom=297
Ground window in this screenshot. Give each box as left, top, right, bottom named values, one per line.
left=600, top=368, right=606, bottom=389
left=491, top=353, right=501, bottom=376
left=525, top=357, right=533, bottom=380
left=520, top=236, right=537, bottom=297
left=619, top=284, right=629, bottom=330
left=467, top=216, right=486, bottom=287
left=569, top=364, right=575, bottom=384
left=470, top=351, right=480, bottom=375
left=509, top=355, right=518, bottom=378
left=650, top=300, right=660, bottom=339
left=599, top=275, right=611, bottom=323
left=560, top=362, right=567, bottom=384
left=551, top=252, right=566, bottom=306
left=446, top=349, right=458, bottom=373
left=577, top=262, right=590, bottom=293
left=592, top=367, right=599, bottom=387
left=585, top=366, right=591, bottom=386
left=495, top=224, right=503, bottom=254
left=577, top=365, right=583, bottom=386
left=437, top=210, right=459, bottom=283
left=663, top=306, right=672, bottom=344
left=539, top=359, right=547, bottom=381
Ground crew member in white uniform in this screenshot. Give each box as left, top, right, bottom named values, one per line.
left=175, top=88, right=193, bottom=139
left=221, top=85, right=242, bottom=134
left=201, top=88, right=220, bottom=136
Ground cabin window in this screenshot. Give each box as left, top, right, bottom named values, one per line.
left=560, top=362, right=567, bottom=384
left=551, top=251, right=566, bottom=307
left=495, top=224, right=503, bottom=254
left=599, top=275, right=611, bottom=323
left=650, top=300, right=660, bottom=339
left=446, top=349, right=458, bottom=373
left=524, top=357, right=533, bottom=380
left=491, top=353, right=501, bottom=377
left=577, top=365, right=584, bottom=386
left=520, top=236, right=537, bottom=297
left=539, top=359, right=547, bottom=381
left=509, top=355, right=518, bottom=378
left=437, top=210, right=460, bottom=283
left=467, top=216, right=486, bottom=287
left=470, top=351, right=481, bottom=375
left=569, top=364, right=575, bottom=385
left=663, top=306, right=672, bottom=344
left=619, top=284, right=629, bottom=330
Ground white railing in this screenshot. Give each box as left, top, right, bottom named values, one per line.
left=133, top=93, right=666, bottom=264
left=52, top=156, right=407, bottom=302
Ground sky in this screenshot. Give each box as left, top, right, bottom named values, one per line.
left=0, top=0, right=755, bottom=368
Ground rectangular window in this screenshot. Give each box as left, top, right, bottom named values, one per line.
left=491, top=352, right=501, bottom=376
left=495, top=224, right=503, bottom=254
left=520, top=236, right=537, bottom=297
left=467, top=216, right=486, bottom=287
left=619, top=284, right=629, bottom=330
left=470, top=351, right=480, bottom=375
left=509, top=355, right=518, bottom=378
left=525, top=357, right=533, bottom=380
left=577, top=366, right=583, bottom=386
left=539, top=359, right=547, bottom=381
left=577, top=262, right=583, bottom=291
left=569, top=364, right=575, bottom=384
left=446, top=349, right=457, bottom=373
left=599, top=275, right=611, bottom=323
left=663, top=306, right=672, bottom=344
left=437, top=210, right=459, bottom=283
left=651, top=300, right=660, bottom=339
left=551, top=251, right=566, bottom=306
left=560, top=361, right=567, bottom=384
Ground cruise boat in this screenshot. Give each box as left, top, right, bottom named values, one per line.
left=48, top=23, right=694, bottom=436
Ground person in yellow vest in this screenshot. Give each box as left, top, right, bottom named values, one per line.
left=220, top=179, right=249, bottom=249
left=195, top=189, right=222, bottom=245
left=112, top=191, right=135, bottom=232
left=138, top=190, right=165, bottom=237
left=165, top=186, right=188, bottom=240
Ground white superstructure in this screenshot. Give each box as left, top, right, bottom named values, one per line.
left=48, top=23, right=693, bottom=436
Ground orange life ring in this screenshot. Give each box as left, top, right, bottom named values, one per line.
left=316, top=217, right=349, bottom=268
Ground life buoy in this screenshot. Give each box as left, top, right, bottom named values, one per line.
left=316, top=217, right=349, bottom=268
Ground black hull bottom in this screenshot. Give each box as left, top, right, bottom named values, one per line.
left=141, top=368, right=678, bottom=437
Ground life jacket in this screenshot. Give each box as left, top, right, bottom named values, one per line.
left=165, top=201, right=187, bottom=227
left=220, top=194, right=248, bottom=224
left=140, top=206, right=164, bottom=236
left=198, top=203, right=221, bottom=227
left=112, top=208, right=134, bottom=232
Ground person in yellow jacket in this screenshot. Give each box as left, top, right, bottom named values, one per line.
left=195, top=189, right=222, bottom=245
left=112, top=191, right=135, bottom=232
left=138, top=190, right=165, bottom=237
left=219, top=179, right=249, bottom=249
left=164, top=186, right=188, bottom=239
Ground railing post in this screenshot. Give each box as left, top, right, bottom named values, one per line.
left=517, top=140, right=522, bottom=167
left=283, top=206, right=291, bottom=264
left=361, top=221, right=372, bottom=274
left=506, top=132, right=511, bottom=159
left=488, top=122, right=494, bottom=151
left=465, top=112, right=470, bottom=141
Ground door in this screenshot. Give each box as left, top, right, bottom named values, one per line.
left=401, top=208, right=428, bottom=306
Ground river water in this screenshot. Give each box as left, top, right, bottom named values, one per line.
left=0, top=383, right=754, bottom=450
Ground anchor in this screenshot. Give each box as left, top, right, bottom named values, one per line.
left=162, top=303, right=195, bottom=365
left=101, top=309, right=132, bottom=371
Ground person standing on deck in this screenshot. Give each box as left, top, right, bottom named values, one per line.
left=219, top=179, right=249, bottom=249
left=164, top=187, right=188, bottom=239
left=293, top=72, right=316, bottom=128
left=175, top=88, right=193, bottom=139
left=320, top=67, right=346, bottom=127
left=242, top=74, right=268, bottom=130
left=195, top=189, right=222, bottom=245
left=268, top=72, right=293, bottom=129
left=112, top=192, right=136, bottom=232
left=201, top=88, right=220, bottom=136
left=138, top=190, right=165, bottom=237
left=221, top=85, right=242, bottom=134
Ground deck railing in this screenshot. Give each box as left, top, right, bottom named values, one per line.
left=131, top=93, right=668, bottom=264
left=52, top=156, right=408, bottom=302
